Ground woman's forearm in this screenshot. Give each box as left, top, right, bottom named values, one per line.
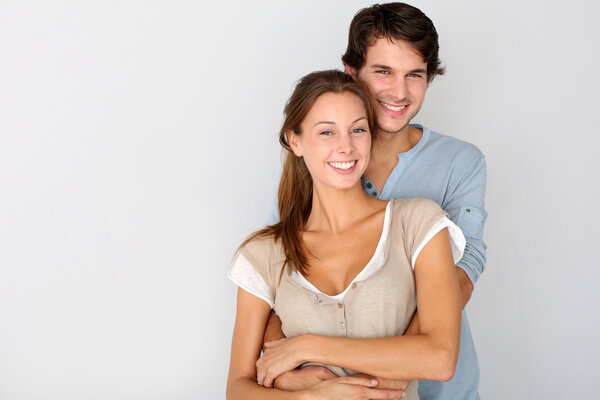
left=298, top=332, right=458, bottom=381
left=227, top=377, right=305, bottom=400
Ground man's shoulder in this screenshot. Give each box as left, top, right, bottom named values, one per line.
left=424, top=127, right=484, bottom=161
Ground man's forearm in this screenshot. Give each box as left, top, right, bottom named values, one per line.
left=455, top=266, right=473, bottom=308
left=263, top=310, right=286, bottom=349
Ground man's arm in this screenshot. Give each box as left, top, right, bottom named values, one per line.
left=448, top=155, right=487, bottom=286
left=263, top=310, right=285, bottom=348
left=405, top=154, right=486, bottom=336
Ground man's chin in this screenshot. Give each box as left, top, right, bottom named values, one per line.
left=376, top=122, right=410, bottom=135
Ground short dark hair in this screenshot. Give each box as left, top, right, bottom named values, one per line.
left=342, top=2, right=445, bottom=82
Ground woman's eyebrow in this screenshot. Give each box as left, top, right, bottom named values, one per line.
left=313, top=120, right=336, bottom=127
left=313, top=116, right=366, bottom=127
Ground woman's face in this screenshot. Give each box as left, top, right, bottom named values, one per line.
left=289, top=91, right=371, bottom=192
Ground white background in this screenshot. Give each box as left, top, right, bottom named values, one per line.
left=1, top=1, right=599, bottom=399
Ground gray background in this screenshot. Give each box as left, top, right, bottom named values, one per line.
left=1, top=0, right=599, bottom=398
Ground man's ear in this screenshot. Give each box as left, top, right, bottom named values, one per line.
left=344, top=64, right=358, bottom=80
left=287, top=130, right=303, bottom=157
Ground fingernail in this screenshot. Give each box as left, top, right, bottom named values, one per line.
left=370, top=378, right=378, bottom=384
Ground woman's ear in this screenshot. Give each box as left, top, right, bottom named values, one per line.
left=287, top=130, right=303, bottom=157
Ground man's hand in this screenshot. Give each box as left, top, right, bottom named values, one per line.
left=274, top=365, right=337, bottom=391
left=263, top=310, right=284, bottom=350
left=353, top=373, right=410, bottom=391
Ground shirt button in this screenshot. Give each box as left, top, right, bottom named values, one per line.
left=366, top=182, right=372, bottom=189
left=351, top=282, right=357, bottom=289
left=371, top=191, right=377, bottom=196
left=338, top=303, right=343, bottom=309
left=466, top=208, right=471, bottom=212
left=340, top=322, right=346, bottom=328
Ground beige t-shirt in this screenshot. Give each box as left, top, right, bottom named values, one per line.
left=229, top=199, right=465, bottom=399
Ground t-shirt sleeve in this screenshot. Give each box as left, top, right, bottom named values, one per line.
left=411, top=216, right=466, bottom=268
left=399, top=199, right=466, bottom=268
left=228, top=253, right=274, bottom=308
left=227, top=238, right=278, bottom=308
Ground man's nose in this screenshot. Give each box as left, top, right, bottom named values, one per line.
left=389, top=76, right=408, bottom=101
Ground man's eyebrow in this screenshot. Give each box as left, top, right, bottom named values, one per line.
left=409, top=68, right=427, bottom=74
left=370, top=63, right=392, bottom=70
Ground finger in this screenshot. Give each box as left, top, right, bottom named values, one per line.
left=263, top=372, right=275, bottom=388
left=335, top=375, right=379, bottom=387
left=255, top=361, right=265, bottom=386
left=362, top=388, right=406, bottom=399
left=263, top=340, right=280, bottom=348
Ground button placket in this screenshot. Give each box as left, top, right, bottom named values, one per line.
left=337, top=301, right=347, bottom=333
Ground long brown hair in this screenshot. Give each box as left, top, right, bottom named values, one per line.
left=239, top=70, right=376, bottom=276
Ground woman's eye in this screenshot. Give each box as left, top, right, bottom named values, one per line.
left=320, top=130, right=333, bottom=136
left=352, top=127, right=367, bottom=134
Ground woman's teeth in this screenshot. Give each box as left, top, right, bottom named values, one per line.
left=328, top=161, right=356, bottom=170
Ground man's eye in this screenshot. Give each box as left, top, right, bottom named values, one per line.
left=408, top=73, right=423, bottom=78
left=375, top=70, right=390, bottom=75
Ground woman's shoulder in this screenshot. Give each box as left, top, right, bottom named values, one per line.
left=238, top=234, right=285, bottom=270
left=389, top=198, right=445, bottom=219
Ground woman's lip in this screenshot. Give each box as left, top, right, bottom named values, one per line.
left=327, top=160, right=358, bottom=173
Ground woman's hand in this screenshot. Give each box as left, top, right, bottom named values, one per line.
left=301, top=376, right=406, bottom=400
left=274, top=365, right=337, bottom=391
left=352, top=373, right=411, bottom=391
left=256, top=337, right=307, bottom=387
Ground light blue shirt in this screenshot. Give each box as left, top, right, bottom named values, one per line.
left=268, top=124, right=486, bottom=400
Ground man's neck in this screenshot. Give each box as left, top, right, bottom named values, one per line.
left=372, top=124, right=423, bottom=158
left=365, top=125, right=423, bottom=192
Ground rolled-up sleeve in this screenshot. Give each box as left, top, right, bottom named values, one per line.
left=444, top=155, right=488, bottom=285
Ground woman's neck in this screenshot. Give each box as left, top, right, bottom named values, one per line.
left=305, top=183, right=384, bottom=235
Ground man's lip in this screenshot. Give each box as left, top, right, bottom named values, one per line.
left=378, top=100, right=410, bottom=115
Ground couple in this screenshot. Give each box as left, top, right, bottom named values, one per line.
left=227, top=3, right=487, bottom=400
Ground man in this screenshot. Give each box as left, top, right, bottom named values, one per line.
left=266, top=3, right=486, bottom=399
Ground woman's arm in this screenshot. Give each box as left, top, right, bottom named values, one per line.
left=257, top=228, right=461, bottom=387
left=227, top=287, right=302, bottom=399
left=227, top=288, right=406, bottom=400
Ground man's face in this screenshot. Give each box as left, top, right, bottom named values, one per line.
left=350, top=38, right=429, bottom=135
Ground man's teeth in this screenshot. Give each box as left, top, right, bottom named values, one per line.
left=328, top=161, right=356, bottom=170
left=380, top=101, right=406, bottom=112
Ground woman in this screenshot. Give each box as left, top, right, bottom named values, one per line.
left=227, top=70, right=464, bottom=400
